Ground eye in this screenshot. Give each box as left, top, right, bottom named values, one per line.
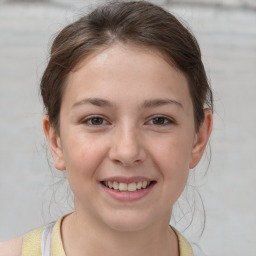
left=82, top=116, right=109, bottom=126
left=147, top=116, right=174, bottom=126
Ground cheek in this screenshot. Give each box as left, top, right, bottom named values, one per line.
left=150, top=135, right=193, bottom=198
left=151, top=132, right=194, bottom=170
left=61, top=133, right=108, bottom=184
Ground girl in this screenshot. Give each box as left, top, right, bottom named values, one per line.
left=0, top=1, right=212, bottom=255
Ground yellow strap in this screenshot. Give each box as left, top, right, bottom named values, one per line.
left=22, top=226, right=44, bottom=256
left=51, top=217, right=66, bottom=256
left=172, top=227, right=194, bottom=256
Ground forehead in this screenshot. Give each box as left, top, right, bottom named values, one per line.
left=63, top=43, right=192, bottom=110
left=73, top=42, right=176, bottom=71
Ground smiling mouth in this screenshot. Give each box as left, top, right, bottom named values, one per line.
left=101, top=181, right=156, bottom=192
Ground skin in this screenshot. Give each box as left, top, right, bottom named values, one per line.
left=0, top=43, right=212, bottom=256
left=0, top=237, right=22, bottom=256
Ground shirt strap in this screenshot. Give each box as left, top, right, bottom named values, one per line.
left=41, top=222, right=55, bottom=256
left=51, top=217, right=66, bottom=256
left=172, top=227, right=194, bottom=256
left=22, top=226, right=44, bottom=256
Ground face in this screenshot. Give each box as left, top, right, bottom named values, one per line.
left=44, top=43, right=212, bottom=232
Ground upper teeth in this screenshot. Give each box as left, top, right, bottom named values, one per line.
left=103, top=181, right=150, bottom=191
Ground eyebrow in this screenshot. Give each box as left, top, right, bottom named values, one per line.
left=142, top=99, right=183, bottom=109
left=72, top=97, right=183, bottom=109
left=72, top=98, right=115, bottom=108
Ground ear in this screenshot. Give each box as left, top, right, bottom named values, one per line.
left=43, top=115, right=66, bottom=171
left=189, top=109, right=213, bottom=169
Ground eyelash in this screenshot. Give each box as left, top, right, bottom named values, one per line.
left=82, top=116, right=110, bottom=126
left=146, top=116, right=174, bottom=126
left=81, top=115, right=174, bottom=127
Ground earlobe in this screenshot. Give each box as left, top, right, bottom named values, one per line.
left=43, top=115, right=66, bottom=171
left=189, top=109, right=213, bottom=169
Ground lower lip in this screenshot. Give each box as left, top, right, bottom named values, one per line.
left=100, top=182, right=156, bottom=202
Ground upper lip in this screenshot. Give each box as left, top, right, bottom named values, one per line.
left=101, top=176, right=155, bottom=183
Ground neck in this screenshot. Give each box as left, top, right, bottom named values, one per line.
left=61, top=210, right=179, bottom=256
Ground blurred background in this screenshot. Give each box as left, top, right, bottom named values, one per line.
left=0, top=0, right=255, bottom=255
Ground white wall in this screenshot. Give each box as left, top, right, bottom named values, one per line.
left=0, top=1, right=255, bottom=255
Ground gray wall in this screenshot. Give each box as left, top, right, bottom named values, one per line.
left=0, top=1, right=255, bottom=255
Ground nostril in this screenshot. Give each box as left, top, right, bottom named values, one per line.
left=108, top=138, right=146, bottom=167
left=112, top=158, right=141, bottom=167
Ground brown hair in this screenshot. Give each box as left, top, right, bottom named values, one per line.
left=40, top=1, right=213, bottom=131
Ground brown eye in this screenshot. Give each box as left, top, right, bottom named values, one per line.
left=83, top=116, right=108, bottom=126
left=92, top=117, right=103, bottom=125
left=148, top=116, right=173, bottom=126
left=152, top=117, right=166, bottom=125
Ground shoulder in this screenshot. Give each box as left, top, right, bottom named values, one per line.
left=0, top=236, right=23, bottom=256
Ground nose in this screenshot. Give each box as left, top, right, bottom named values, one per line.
left=108, top=124, right=146, bottom=167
